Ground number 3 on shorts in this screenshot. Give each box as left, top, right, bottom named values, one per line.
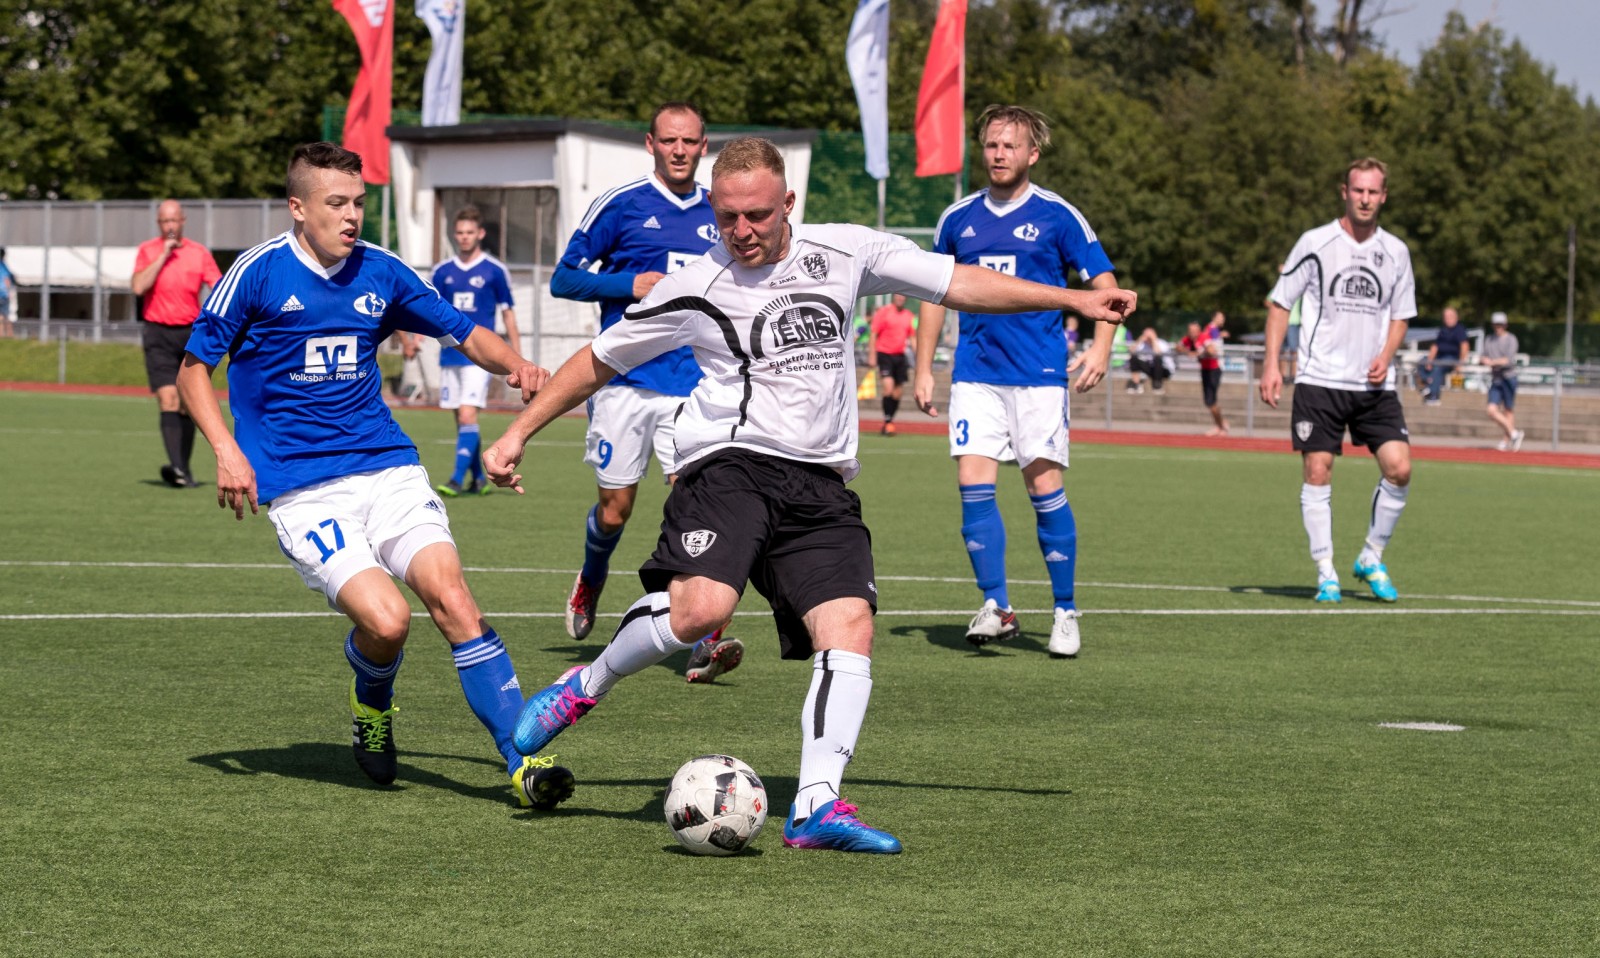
left=954, top=419, right=970, bottom=446
left=596, top=439, right=614, bottom=469
left=305, top=518, right=346, bottom=564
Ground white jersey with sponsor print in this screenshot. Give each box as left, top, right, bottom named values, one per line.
left=592, top=223, right=955, bottom=480
left=1270, top=220, right=1417, bottom=391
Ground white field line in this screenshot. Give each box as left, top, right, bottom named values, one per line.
left=4, top=561, right=1596, bottom=609
left=7, top=607, right=1600, bottom=622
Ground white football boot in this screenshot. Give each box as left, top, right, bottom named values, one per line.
left=1048, top=608, right=1081, bottom=658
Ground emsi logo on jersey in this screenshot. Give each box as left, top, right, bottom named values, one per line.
left=682, top=529, right=717, bottom=557
left=697, top=223, right=720, bottom=243
left=303, top=336, right=358, bottom=375
left=978, top=254, right=1017, bottom=276
left=771, top=305, right=841, bottom=348
left=1013, top=223, right=1040, bottom=242
left=800, top=252, right=829, bottom=281
left=353, top=292, right=387, bottom=317
left=1332, top=268, right=1382, bottom=301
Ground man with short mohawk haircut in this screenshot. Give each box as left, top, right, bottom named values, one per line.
left=485, top=135, right=1136, bottom=854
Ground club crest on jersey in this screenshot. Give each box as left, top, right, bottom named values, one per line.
left=353, top=292, right=387, bottom=317
left=1372, top=250, right=1384, bottom=268
left=469, top=275, right=486, bottom=288
left=697, top=223, right=720, bottom=243
left=1013, top=222, right=1040, bottom=242
left=682, top=529, right=717, bottom=557
left=1295, top=420, right=1313, bottom=442
left=800, top=252, right=829, bottom=281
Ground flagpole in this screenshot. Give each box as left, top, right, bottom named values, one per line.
left=876, top=179, right=886, bottom=232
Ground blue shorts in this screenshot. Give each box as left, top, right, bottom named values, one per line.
left=1285, top=324, right=1301, bottom=353
left=1487, top=378, right=1517, bottom=410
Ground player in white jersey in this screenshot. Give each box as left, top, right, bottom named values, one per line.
left=1261, top=157, right=1418, bottom=604
left=176, top=142, right=570, bottom=810
left=481, top=137, right=1135, bottom=854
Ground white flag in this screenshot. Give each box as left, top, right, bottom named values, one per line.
left=416, top=0, right=464, bottom=126
left=846, top=0, right=890, bottom=180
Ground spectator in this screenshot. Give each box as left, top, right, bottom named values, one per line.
left=0, top=247, right=14, bottom=338
left=869, top=293, right=916, bottom=434
left=1481, top=312, right=1523, bottom=451
left=1179, top=317, right=1229, bottom=436
left=131, top=200, right=222, bottom=488
left=1065, top=315, right=1080, bottom=359
left=1421, top=306, right=1469, bottom=405
left=1126, top=326, right=1171, bottom=394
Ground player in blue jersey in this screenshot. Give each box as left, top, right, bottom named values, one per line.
left=913, top=105, right=1122, bottom=660
left=175, top=142, right=571, bottom=810
left=550, top=101, right=743, bottom=683
left=407, top=204, right=519, bottom=497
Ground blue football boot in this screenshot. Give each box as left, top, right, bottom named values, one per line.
left=1314, top=580, right=1342, bottom=604
left=782, top=800, right=902, bottom=854
left=513, top=666, right=598, bottom=756
left=1352, top=559, right=1399, bottom=602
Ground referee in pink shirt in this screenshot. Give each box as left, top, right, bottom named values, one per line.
left=132, top=200, right=221, bottom=488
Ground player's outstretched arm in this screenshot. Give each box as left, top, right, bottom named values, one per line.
left=483, top=344, right=619, bottom=494
left=176, top=355, right=258, bottom=519
left=942, top=264, right=1136, bottom=323
left=1260, top=302, right=1289, bottom=407
left=913, top=301, right=947, bottom=416
left=457, top=325, right=549, bottom=403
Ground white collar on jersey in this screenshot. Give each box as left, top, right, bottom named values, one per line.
left=983, top=183, right=1037, bottom=218
left=452, top=250, right=491, bottom=271
left=289, top=229, right=351, bottom=280
left=647, top=172, right=706, bottom=211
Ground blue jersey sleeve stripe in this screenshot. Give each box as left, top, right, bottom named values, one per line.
left=1035, top=189, right=1100, bottom=244
left=205, top=233, right=290, bottom=316
left=579, top=177, right=650, bottom=233
left=357, top=241, right=441, bottom=295
left=931, top=191, right=984, bottom=246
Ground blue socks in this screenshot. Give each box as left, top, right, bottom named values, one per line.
left=959, top=483, right=1008, bottom=607
left=452, top=630, right=524, bottom=774
left=580, top=504, right=624, bottom=585
left=1031, top=489, right=1078, bottom=612
left=346, top=630, right=402, bottom=711
left=451, top=423, right=481, bottom=484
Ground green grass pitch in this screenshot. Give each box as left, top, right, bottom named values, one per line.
left=1, top=390, right=1596, bottom=957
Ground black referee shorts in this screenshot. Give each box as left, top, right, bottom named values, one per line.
left=1291, top=383, right=1410, bottom=455
left=142, top=321, right=195, bottom=390
left=876, top=352, right=909, bottom=385
left=640, top=449, right=877, bottom=660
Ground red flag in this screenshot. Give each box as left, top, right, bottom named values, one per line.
left=915, top=0, right=967, bottom=176
left=333, top=0, right=394, bottom=185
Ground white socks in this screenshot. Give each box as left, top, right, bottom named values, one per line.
left=580, top=592, right=690, bottom=698
left=1300, top=483, right=1335, bottom=579
left=794, top=649, right=873, bottom=820
left=1364, top=478, right=1409, bottom=560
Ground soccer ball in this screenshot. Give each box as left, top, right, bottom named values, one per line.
left=663, top=754, right=769, bottom=856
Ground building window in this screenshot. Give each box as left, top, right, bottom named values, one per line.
left=434, top=188, right=559, bottom=266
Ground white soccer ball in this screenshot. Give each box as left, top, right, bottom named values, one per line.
left=663, top=754, right=769, bottom=856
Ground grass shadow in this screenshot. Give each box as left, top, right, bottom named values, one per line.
left=190, top=742, right=515, bottom=805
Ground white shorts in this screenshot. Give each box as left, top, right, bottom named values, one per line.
left=439, top=363, right=492, bottom=410
left=585, top=385, right=684, bottom=488
left=268, top=465, right=455, bottom=609
left=946, top=381, right=1070, bottom=468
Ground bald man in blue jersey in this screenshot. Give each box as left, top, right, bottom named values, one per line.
left=914, top=105, right=1121, bottom=660
left=177, top=142, right=570, bottom=810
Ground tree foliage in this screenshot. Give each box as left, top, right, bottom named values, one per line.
left=1, top=1, right=1597, bottom=326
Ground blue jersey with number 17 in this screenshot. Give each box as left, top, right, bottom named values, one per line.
left=187, top=232, right=478, bottom=503
left=933, top=184, right=1114, bottom=386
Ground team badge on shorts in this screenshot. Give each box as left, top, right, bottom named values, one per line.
left=1295, top=420, right=1314, bottom=442
left=682, top=530, right=718, bottom=557
left=801, top=252, right=829, bottom=281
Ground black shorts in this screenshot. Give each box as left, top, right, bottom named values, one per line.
left=876, top=353, right=908, bottom=385
left=1291, top=383, right=1410, bottom=455
left=1200, top=367, right=1223, bottom=407
left=142, top=322, right=194, bottom=390
left=640, top=449, right=876, bottom=660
